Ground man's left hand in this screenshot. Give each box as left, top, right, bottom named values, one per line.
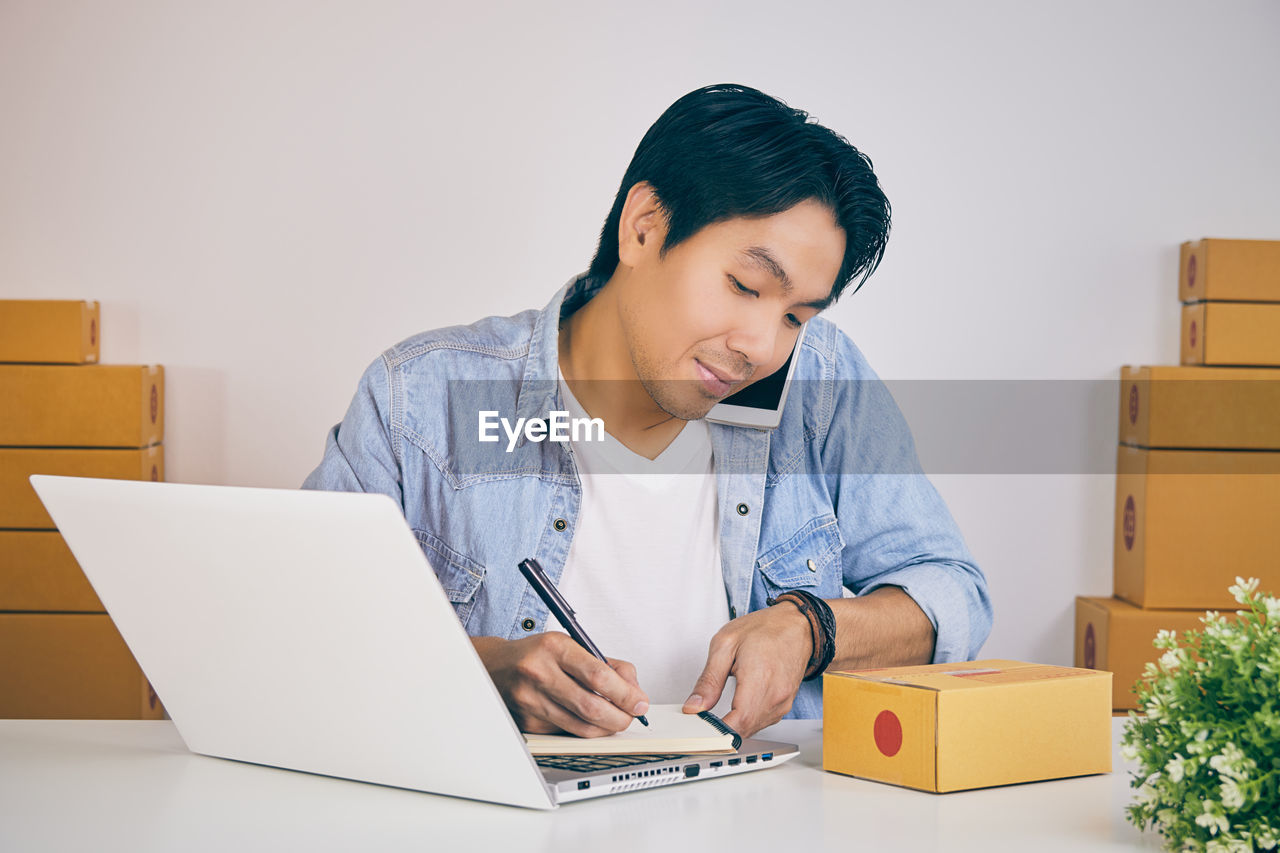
left=681, top=601, right=812, bottom=737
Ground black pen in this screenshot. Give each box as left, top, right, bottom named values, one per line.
left=517, top=557, right=649, bottom=727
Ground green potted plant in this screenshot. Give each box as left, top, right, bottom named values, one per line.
left=1122, top=577, right=1279, bottom=851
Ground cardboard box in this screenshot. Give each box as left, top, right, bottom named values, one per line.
left=1075, top=596, right=1224, bottom=710
left=823, top=659, right=1111, bottom=793
left=0, top=364, right=163, bottom=447
left=0, top=613, right=164, bottom=719
left=0, top=530, right=103, bottom=611
left=0, top=445, right=164, bottom=528
left=1181, top=238, right=1280, bottom=303
left=0, top=300, right=100, bottom=364
left=1114, top=445, right=1280, bottom=609
left=1182, top=302, right=1280, bottom=366
left=1119, top=365, right=1280, bottom=450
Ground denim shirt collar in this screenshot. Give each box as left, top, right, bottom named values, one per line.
left=513, top=271, right=604, bottom=426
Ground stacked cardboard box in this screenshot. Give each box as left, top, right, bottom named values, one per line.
left=1076, top=240, right=1280, bottom=712
left=0, top=300, right=165, bottom=719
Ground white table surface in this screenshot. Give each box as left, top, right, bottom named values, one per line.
left=0, top=717, right=1164, bottom=853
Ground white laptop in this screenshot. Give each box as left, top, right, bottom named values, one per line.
left=28, top=475, right=798, bottom=809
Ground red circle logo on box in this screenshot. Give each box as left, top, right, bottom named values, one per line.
left=1123, top=495, right=1136, bottom=551
left=1190, top=320, right=1197, bottom=349
left=1084, top=623, right=1096, bottom=669
left=90, top=318, right=97, bottom=347
left=150, top=385, right=158, bottom=424
left=873, top=709, right=903, bottom=757
left=1188, top=254, right=1197, bottom=290
left=150, top=465, right=159, bottom=482
left=1128, top=384, right=1138, bottom=425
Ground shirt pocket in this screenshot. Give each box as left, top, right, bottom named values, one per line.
left=755, top=514, right=845, bottom=599
left=413, top=527, right=486, bottom=626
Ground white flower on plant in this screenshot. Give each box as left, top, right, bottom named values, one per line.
left=1209, top=743, right=1252, bottom=782
left=1160, top=649, right=1182, bottom=670
left=1264, top=595, right=1280, bottom=624
left=1204, top=618, right=1231, bottom=641
left=1228, top=576, right=1260, bottom=603
left=1195, top=800, right=1230, bottom=836
left=1256, top=825, right=1278, bottom=850
left=1219, top=777, right=1245, bottom=810
left=1120, top=743, right=1139, bottom=762
left=1154, top=628, right=1178, bottom=649
left=1164, top=754, right=1186, bottom=783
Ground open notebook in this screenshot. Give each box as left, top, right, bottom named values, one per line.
left=523, top=705, right=742, bottom=756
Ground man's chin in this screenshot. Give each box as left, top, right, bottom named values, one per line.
left=642, top=382, right=720, bottom=422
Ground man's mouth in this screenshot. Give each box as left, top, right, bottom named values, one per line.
left=694, top=359, right=745, bottom=397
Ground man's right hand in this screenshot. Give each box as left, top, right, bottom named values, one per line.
left=471, top=633, right=649, bottom=737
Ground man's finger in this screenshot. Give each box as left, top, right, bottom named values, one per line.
left=684, top=636, right=735, bottom=713
left=720, top=667, right=766, bottom=736
left=559, top=647, right=649, bottom=724
left=534, top=690, right=619, bottom=738
left=607, top=657, right=642, bottom=690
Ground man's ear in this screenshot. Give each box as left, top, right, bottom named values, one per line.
left=617, top=182, right=667, bottom=268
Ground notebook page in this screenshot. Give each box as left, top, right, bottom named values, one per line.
left=523, top=705, right=740, bottom=755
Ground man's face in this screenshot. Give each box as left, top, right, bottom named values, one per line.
left=616, top=197, right=846, bottom=421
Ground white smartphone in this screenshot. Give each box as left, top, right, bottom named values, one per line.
left=705, top=324, right=807, bottom=429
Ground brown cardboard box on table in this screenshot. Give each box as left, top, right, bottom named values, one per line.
left=0, top=445, right=164, bottom=528
left=0, top=300, right=100, bottom=364
left=0, top=613, right=164, bottom=719
left=0, top=364, right=163, bottom=447
left=1119, top=365, right=1280, bottom=451
left=823, top=659, right=1111, bottom=793
left=1182, top=302, right=1280, bottom=366
left=1074, top=596, right=1229, bottom=711
left=1180, top=238, right=1280, bottom=303
left=0, top=530, right=102, bottom=611
left=1113, top=445, right=1280, bottom=609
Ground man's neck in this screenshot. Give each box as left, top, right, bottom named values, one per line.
left=558, top=277, right=687, bottom=461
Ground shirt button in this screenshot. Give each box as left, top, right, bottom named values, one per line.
left=735, top=503, right=749, bottom=516
left=521, top=618, right=536, bottom=631
left=553, top=518, right=567, bottom=531
left=807, top=559, right=817, bottom=572
left=729, top=606, right=738, bottom=619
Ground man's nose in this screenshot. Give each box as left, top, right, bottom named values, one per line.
left=725, top=315, right=778, bottom=372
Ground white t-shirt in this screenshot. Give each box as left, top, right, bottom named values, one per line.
left=553, top=374, right=733, bottom=709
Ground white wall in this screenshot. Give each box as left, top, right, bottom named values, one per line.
left=3, top=0, right=1278, bottom=665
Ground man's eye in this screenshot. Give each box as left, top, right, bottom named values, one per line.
left=728, top=275, right=756, bottom=296
left=785, top=314, right=802, bottom=329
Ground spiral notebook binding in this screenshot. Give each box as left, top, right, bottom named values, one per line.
left=696, top=710, right=743, bottom=749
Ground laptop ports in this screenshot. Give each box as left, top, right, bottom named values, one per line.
left=684, top=765, right=700, bottom=778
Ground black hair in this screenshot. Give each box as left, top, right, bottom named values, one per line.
left=588, top=83, right=891, bottom=301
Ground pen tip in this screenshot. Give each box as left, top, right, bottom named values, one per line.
left=638, top=715, right=649, bottom=727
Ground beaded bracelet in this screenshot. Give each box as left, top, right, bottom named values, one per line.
left=766, top=589, right=837, bottom=681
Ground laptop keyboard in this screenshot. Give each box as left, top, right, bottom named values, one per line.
left=534, top=753, right=686, bottom=773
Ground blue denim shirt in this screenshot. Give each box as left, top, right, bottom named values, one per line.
left=302, top=272, right=992, bottom=718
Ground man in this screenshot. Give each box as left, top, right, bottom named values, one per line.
left=303, top=83, right=992, bottom=739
